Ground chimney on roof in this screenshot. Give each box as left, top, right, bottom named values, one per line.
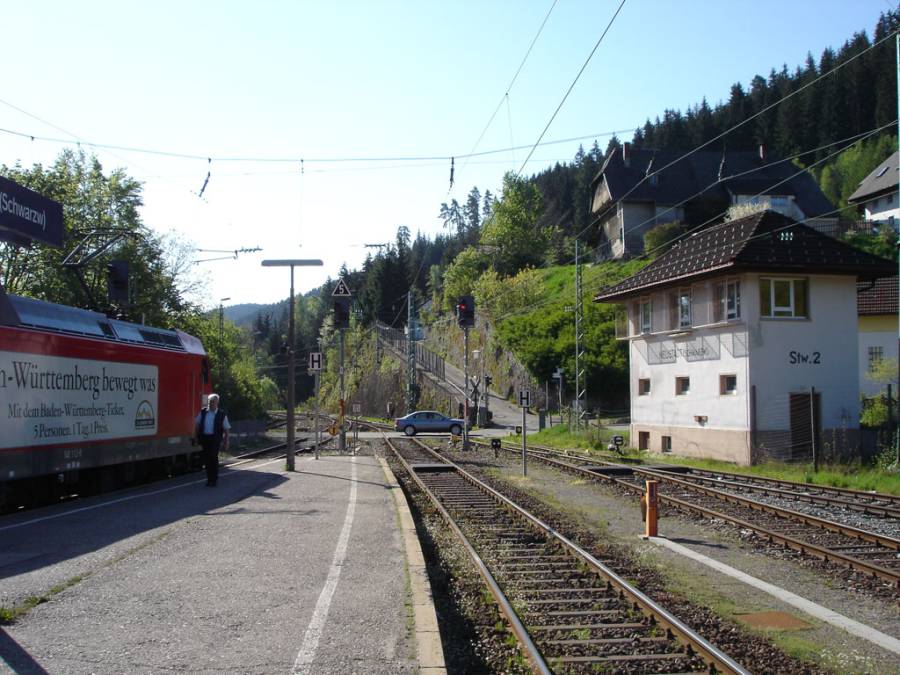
left=622, top=142, right=631, bottom=168
left=759, top=144, right=766, bottom=161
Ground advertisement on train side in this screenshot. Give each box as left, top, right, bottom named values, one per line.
left=0, top=351, right=158, bottom=449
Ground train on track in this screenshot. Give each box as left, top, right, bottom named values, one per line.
left=0, top=294, right=211, bottom=510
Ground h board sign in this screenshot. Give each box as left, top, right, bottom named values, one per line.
left=518, top=390, right=531, bottom=408
left=308, top=352, right=323, bottom=371
left=0, top=176, right=64, bottom=248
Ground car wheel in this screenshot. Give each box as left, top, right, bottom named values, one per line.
left=404, top=425, right=416, bottom=436
left=449, top=424, right=462, bottom=436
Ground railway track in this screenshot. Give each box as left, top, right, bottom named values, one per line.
left=646, top=465, right=900, bottom=520
left=472, top=440, right=900, bottom=588
left=387, top=436, right=749, bottom=674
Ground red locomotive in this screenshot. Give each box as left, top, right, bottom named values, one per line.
left=0, top=294, right=211, bottom=510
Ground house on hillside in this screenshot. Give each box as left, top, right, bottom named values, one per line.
left=857, top=275, right=898, bottom=397
left=594, top=210, right=894, bottom=465
left=590, top=143, right=836, bottom=259
left=848, top=151, right=899, bottom=224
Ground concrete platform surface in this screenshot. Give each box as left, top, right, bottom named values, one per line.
left=0, top=453, right=421, bottom=674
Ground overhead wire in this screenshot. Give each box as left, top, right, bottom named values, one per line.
left=517, top=0, right=629, bottom=175
left=0, top=123, right=634, bottom=167
left=457, top=0, right=559, bottom=183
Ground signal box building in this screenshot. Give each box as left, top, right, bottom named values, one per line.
left=594, top=210, right=894, bottom=465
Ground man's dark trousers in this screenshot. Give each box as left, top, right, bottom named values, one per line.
left=199, top=435, right=220, bottom=485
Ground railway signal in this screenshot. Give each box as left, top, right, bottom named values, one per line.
left=333, top=297, right=351, bottom=329
left=456, top=295, right=475, bottom=327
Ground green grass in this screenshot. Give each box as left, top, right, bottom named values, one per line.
left=512, top=424, right=900, bottom=494
left=0, top=575, right=85, bottom=625
left=511, top=424, right=637, bottom=457
left=640, top=453, right=900, bottom=495
left=538, top=259, right=650, bottom=305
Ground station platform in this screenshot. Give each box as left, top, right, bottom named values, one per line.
left=0, top=452, right=445, bottom=674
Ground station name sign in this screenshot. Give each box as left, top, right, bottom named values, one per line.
left=0, top=176, right=64, bottom=248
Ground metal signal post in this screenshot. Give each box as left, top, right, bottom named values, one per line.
left=261, top=258, right=323, bottom=471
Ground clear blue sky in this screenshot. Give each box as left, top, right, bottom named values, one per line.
left=0, top=0, right=893, bottom=305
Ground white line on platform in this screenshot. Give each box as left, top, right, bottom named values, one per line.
left=292, top=456, right=358, bottom=675
left=647, top=536, right=900, bottom=656
left=0, top=453, right=297, bottom=533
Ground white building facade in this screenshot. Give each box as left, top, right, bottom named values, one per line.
left=624, top=273, right=859, bottom=464
left=597, top=211, right=893, bottom=465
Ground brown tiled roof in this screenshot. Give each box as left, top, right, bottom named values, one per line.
left=594, top=210, right=896, bottom=302
left=858, top=275, right=898, bottom=315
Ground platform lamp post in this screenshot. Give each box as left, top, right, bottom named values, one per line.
left=218, top=297, right=230, bottom=391
left=261, top=259, right=323, bottom=471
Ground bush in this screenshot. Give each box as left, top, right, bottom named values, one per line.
left=643, top=220, right=690, bottom=257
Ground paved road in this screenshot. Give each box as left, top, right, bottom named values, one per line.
left=0, top=454, right=415, bottom=674
left=439, top=351, right=542, bottom=433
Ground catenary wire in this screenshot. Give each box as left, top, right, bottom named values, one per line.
left=457, top=0, right=559, bottom=183
left=517, top=0, right=629, bottom=175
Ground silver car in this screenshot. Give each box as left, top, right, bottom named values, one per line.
left=394, top=411, right=468, bottom=436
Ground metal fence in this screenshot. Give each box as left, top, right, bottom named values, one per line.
left=375, top=321, right=445, bottom=381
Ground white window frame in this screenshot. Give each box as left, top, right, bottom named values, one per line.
left=868, top=346, right=884, bottom=372
left=638, top=378, right=651, bottom=396
left=678, top=287, right=692, bottom=328
left=760, top=277, right=808, bottom=319
left=639, top=298, right=652, bottom=333
left=714, top=279, right=741, bottom=322
left=675, top=376, right=690, bottom=396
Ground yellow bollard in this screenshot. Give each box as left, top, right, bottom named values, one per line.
left=644, top=480, right=658, bottom=538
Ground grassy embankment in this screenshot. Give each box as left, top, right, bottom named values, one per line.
left=517, top=425, right=900, bottom=495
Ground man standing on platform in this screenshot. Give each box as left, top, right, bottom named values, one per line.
left=194, top=393, right=230, bottom=487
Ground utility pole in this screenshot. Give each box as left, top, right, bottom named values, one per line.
left=406, top=291, right=417, bottom=412
left=339, top=328, right=346, bottom=453
left=218, top=297, right=230, bottom=390
left=463, top=326, right=470, bottom=450
left=456, top=296, right=475, bottom=450
left=261, top=258, right=323, bottom=471
left=331, top=277, right=352, bottom=454
left=574, top=239, right=586, bottom=430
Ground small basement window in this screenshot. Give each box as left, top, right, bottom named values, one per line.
left=661, top=436, right=672, bottom=452
left=720, top=374, right=737, bottom=395
left=638, top=431, right=650, bottom=451
left=675, top=376, right=690, bottom=395
left=638, top=378, right=651, bottom=395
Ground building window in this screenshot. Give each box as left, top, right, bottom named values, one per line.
left=661, top=435, right=672, bottom=452
left=639, top=299, right=652, bottom=333
left=720, top=374, right=737, bottom=395
left=675, top=376, right=690, bottom=395
left=868, top=346, right=884, bottom=372
left=638, top=431, right=650, bottom=450
left=759, top=278, right=808, bottom=318
left=714, top=280, right=741, bottom=322
left=678, top=288, right=691, bottom=328
left=638, top=378, right=651, bottom=395
left=667, top=288, right=692, bottom=329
